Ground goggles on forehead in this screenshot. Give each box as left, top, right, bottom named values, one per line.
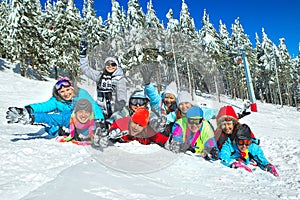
left=221, top=120, right=233, bottom=125
left=237, top=139, right=251, bottom=146
left=105, top=61, right=117, bottom=67
left=55, top=79, right=72, bottom=91
left=187, top=118, right=203, bottom=125
left=130, top=98, right=148, bottom=106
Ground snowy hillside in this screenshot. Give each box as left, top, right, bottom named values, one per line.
left=0, top=60, right=299, bottom=200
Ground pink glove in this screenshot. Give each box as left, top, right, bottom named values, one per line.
left=231, top=161, right=253, bottom=172
left=265, top=164, right=279, bottom=177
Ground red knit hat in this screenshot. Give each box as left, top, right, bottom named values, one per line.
left=131, top=107, right=150, bottom=127
left=216, top=106, right=239, bottom=127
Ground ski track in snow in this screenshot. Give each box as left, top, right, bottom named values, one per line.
left=0, top=61, right=300, bottom=200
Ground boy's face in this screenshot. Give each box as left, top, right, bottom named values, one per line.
left=75, top=110, right=91, bottom=123
left=129, top=121, right=145, bottom=136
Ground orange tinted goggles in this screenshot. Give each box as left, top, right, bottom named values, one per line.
left=237, top=139, right=251, bottom=146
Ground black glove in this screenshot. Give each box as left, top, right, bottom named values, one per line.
left=238, top=110, right=251, bottom=119
left=140, top=64, right=154, bottom=85
left=149, top=116, right=167, bottom=133
left=6, top=107, right=33, bottom=125
left=79, top=40, right=88, bottom=57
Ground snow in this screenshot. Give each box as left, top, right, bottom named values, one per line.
left=0, top=60, right=300, bottom=200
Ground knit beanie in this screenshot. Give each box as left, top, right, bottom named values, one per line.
left=216, top=105, right=239, bottom=127
left=176, top=91, right=194, bottom=106
left=104, top=56, right=119, bottom=68
left=164, top=81, right=178, bottom=98
left=131, top=107, right=150, bottom=127
left=130, top=89, right=150, bottom=101
left=186, top=106, right=203, bottom=119
left=74, top=99, right=93, bottom=113
left=235, top=124, right=251, bottom=140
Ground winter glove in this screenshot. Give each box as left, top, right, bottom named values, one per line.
left=94, top=120, right=109, bottom=147
left=58, top=126, right=70, bottom=136
left=6, top=107, right=33, bottom=125
left=265, top=163, right=279, bottom=177
left=79, top=40, right=88, bottom=57
left=231, top=161, right=253, bottom=172
left=203, top=146, right=219, bottom=160
left=237, top=110, right=251, bottom=119
left=109, top=129, right=129, bottom=139
left=149, top=116, right=167, bottom=133
left=169, top=140, right=181, bottom=153
left=140, top=64, right=154, bottom=85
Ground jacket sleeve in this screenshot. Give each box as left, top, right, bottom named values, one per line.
left=248, top=144, right=270, bottom=170
left=219, top=139, right=236, bottom=167
left=145, top=84, right=161, bottom=107
left=27, top=97, right=60, bottom=113
left=171, top=123, right=184, bottom=143
left=114, top=77, right=127, bottom=110
left=150, top=132, right=169, bottom=147
left=69, top=115, right=76, bottom=138
left=80, top=56, right=102, bottom=82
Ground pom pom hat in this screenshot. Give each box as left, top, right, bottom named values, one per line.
left=131, top=107, right=150, bottom=127
left=74, top=99, right=92, bottom=113
left=186, top=106, right=204, bottom=119
left=216, top=105, right=239, bottom=127
left=176, top=91, right=194, bottom=106
left=164, top=81, right=178, bottom=98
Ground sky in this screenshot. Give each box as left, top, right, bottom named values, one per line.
left=53, top=0, right=300, bottom=58
left=1, top=58, right=300, bottom=199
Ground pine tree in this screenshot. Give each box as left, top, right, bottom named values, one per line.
left=50, top=0, right=81, bottom=79
left=6, top=0, right=44, bottom=78
left=0, top=0, right=9, bottom=58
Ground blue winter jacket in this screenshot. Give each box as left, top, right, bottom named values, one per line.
left=219, top=138, right=270, bottom=170
left=27, top=88, right=104, bottom=135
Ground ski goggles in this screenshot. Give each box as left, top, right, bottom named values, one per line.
left=237, top=139, right=251, bottom=146
left=220, top=117, right=234, bottom=125
left=130, top=98, right=148, bottom=106
left=55, top=79, right=72, bottom=91
left=105, top=61, right=117, bottom=67
left=187, top=118, right=203, bottom=125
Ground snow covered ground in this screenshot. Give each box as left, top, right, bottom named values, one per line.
left=0, top=60, right=299, bottom=200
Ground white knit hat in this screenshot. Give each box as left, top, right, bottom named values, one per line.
left=104, top=56, right=119, bottom=67
left=164, top=81, right=178, bottom=97
left=176, top=91, right=194, bottom=105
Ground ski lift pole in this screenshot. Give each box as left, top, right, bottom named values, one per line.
left=241, top=50, right=257, bottom=112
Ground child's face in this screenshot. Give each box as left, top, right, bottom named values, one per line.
left=129, top=121, right=145, bottom=136
left=178, top=102, right=193, bottom=114
left=187, top=118, right=203, bottom=133
left=221, top=121, right=234, bottom=134
left=236, top=139, right=251, bottom=152
left=163, top=93, right=176, bottom=108
left=75, top=110, right=91, bottom=123
left=58, top=87, right=74, bottom=101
